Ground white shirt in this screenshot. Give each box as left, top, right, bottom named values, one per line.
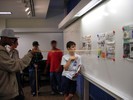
left=61, top=53, right=82, bottom=80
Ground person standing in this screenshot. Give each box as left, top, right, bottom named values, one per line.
left=0, top=29, right=35, bottom=100
left=9, top=38, right=24, bottom=100
left=46, top=40, right=63, bottom=95
left=29, top=41, right=43, bottom=96
left=61, top=41, right=82, bottom=100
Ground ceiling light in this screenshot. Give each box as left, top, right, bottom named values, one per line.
left=27, top=11, right=31, bottom=15
left=25, top=7, right=29, bottom=12
left=74, top=0, right=103, bottom=17
left=0, top=12, right=11, bottom=14
left=23, top=0, right=35, bottom=17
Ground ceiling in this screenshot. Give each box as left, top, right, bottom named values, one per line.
left=0, top=0, right=68, bottom=19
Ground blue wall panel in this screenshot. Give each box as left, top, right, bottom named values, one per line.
left=89, top=82, right=115, bottom=100
left=76, top=74, right=84, bottom=100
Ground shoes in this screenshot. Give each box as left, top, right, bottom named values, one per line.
left=32, top=92, right=36, bottom=96
left=51, top=91, right=63, bottom=95
left=59, top=92, right=63, bottom=95
left=50, top=91, right=56, bottom=95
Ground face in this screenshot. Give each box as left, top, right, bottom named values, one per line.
left=51, top=43, right=57, bottom=49
left=33, top=45, right=39, bottom=50
left=68, top=45, right=76, bottom=53
left=11, top=40, right=18, bottom=49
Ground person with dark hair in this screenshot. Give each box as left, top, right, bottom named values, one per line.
left=0, top=29, right=35, bottom=100
left=61, top=41, right=82, bottom=100
left=29, top=41, right=43, bottom=96
left=46, top=40, right=63, bottom=95
left=32, top=41, right=39, bottom=46
left=9, top=38, right=25, bottom=100
left=66, top=41, right=76, bottom=48
left=9, top=38, right=19, bottom=60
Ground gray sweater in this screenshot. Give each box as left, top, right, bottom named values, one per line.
left=0, top=45, right=32, bottom=100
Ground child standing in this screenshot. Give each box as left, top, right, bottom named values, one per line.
left=29, top=41, right=43, bottom=96
left=61, top=41, right=82, bottom=100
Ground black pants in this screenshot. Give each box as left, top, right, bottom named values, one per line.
left=10, top=95, right=24, bottom=100
left=16, top=72, right=25, bottom=100
left=29, top=69, right=40, bottom=93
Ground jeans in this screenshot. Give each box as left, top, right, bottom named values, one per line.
left=29, top=68, right=40, bottom=94
left=50, top=72, right=62, bottom=92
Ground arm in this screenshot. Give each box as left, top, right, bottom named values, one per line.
left=63, top=56, right=77, bottom=71
left=59, top=51, right=63, bottom=62
left=75, top=56, right=82, bottom=73
left=0, top=50, right=32, bottom=72
left=44, top=52, right=50, bottom=73
left=63, top=59, right=71, bottom=71
left=12, top=49, right=19, bottom=59
left=38, top=51, right=43, bottom=60
left=56, top=51, right=63, bottom=72
left=46, top=52, right=50, bottom=66
left=72, top=56, right=82, bottom=78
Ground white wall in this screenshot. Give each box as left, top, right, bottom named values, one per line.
left=0, top=19, right=6, bottom=32
left=63, top=0, right=133, bottom=99
left=0, top=12, right=64, bottom=33
left=0, top=16, right=64, bottom=60
left=16, top=33, right=63, bottom=59
left=6, top=16, right=63, bottom=28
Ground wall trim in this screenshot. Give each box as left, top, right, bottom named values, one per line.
left=10, top=28, right=63, bottom=33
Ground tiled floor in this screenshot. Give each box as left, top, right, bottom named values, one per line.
left=23, top=85, right=79, bottom=100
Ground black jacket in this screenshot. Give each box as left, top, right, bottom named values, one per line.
left=29, top=50, right=43, bottom=69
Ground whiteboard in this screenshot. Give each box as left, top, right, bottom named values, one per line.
left=63, top=0, right=133, bottom=99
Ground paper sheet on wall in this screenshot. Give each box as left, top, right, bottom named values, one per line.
left=97, top=31, right=115, bottom=61
left=122, top=24, right=133, bottom=59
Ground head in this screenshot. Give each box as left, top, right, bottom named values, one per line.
left=51, top=40, right=57, bottom=49
left=32, top=41, right=39, bottom=49
left=66, top=41, right=76, bottom=54
left=0, top=29, right=18, bottom=46
left=10, top=38, right=18, bottom=49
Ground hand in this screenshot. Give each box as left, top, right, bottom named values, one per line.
left=55, top=68, right=59, bottom=72
left=30, top=48, right=39, bottom=55
left=69, top=56, right=77, bottom=61
left=55, top=66, right=61, bottom=72
left=34, top=64, right=38, bottom=68
left=72, top=73, right=78, bottom=79
left=77, top=65, right=81, bottom=73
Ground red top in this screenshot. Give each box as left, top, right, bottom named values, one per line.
left=47, top=48, right=63, bottom=72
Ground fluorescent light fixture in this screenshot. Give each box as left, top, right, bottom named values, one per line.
left=27, top=11, right=31, bottom=15
left=0, top=12, right=11, bottom=14
left=74, top=0, right=102, bottom=17
left=25, top=7, right=29, bottom=12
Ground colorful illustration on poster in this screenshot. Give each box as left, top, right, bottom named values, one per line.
left=97, top=31, right=115, bottom=61
left=97, top=33, right=106, bottom=58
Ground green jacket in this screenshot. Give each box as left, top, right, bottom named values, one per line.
left=0, top=45, right=32, bottom=100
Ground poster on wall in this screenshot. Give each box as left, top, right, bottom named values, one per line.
left=97, top=33, right=106, bottom=59
left=105, top=31, right=115, bottom=60
left=81, top=35, right=92, bottom=54
left=122, top=24, right=133, bottom=59
left=97, top=31, right=115, bottom=61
